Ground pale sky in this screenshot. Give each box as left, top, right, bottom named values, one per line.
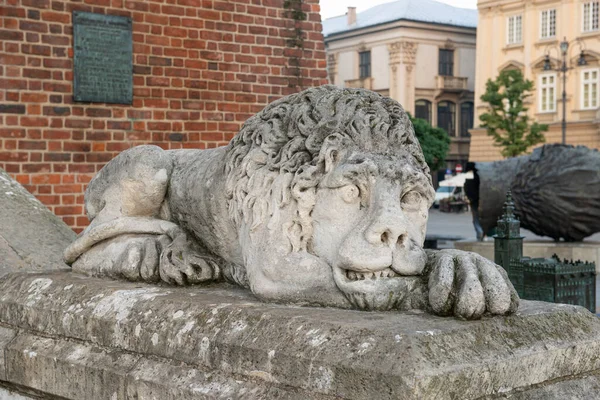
left=320, top=0, right=477, bottom=20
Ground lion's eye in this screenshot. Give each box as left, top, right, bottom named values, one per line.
left=339, top=185, right=360, bottom=203
left=401, top=191, right=423, bottom=211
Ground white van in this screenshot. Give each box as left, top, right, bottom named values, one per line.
left=433, top=172, right=472, bottom=207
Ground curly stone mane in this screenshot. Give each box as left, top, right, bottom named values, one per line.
left=224, top=85, right=431, bottom=251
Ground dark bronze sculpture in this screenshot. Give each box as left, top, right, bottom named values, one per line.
left=467, top=144, right=600, bottom=242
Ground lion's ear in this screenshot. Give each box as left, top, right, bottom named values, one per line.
left=321, top=133, right=352, bottom=173
left=325, top=147, right=339, bottom=173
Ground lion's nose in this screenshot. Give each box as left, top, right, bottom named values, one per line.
left=364, top=183, right=409, bottom=249
left=364, top=215, right=408, bottom=248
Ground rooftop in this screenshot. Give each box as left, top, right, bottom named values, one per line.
left=322, top=0, right=478, bottom=37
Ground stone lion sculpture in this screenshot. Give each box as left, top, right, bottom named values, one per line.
left=64, top=86, right=518, bottom=320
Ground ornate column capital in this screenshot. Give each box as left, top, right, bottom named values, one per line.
left=388, top=41, right=418, bottom=65
left=388, top=41, right=403, bottom=65
left=400, top=41, right=418, bottom=64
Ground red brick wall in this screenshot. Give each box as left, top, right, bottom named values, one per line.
left=0, top=0, right=327, bottom=232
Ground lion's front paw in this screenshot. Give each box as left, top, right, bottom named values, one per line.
left=426, top=249, right=519, bottom=319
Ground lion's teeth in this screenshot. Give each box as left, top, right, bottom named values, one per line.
left=345, top=268, right=398, bottom=280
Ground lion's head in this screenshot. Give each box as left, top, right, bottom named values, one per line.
left=224, top=86, right=435, bottom=310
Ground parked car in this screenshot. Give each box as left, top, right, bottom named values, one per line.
left=434, top=186, right=457, bottom=207
left=433, top=172, right=473, bottom=207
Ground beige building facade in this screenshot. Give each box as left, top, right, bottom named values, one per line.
left=472, top=0, right=600, bottom=161
left=323, top=0, right=478, bottom=176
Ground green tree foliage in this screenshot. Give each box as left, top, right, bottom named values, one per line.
left=410, top=116, right=450, bottom=171
left=479, top=69, right=548, bottom=158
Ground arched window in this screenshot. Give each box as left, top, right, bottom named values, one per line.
left=460, top=102, right=474, bottom=137
left=437, top=101, right=456, bottom=136
left=414, top=100, right=432, bottom=124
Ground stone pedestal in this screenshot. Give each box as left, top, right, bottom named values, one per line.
left=2, top=272, right=600, bottom=399
left=455, top=240, right=600, bottom=274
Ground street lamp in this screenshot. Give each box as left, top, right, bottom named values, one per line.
left=543, top=37, right=587, bottom=145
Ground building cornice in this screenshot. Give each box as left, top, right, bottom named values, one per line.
left=477, top=0, right=524, bottom=9
left=327, top=34, right=476, bottom=54
left=324, top=18, right=476, bottom=44
left=478, top=0, right=565, bottom=12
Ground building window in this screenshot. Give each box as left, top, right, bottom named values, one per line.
left=539, top=73, right=556, bottom=112
left=359, top=51, right=371, bottom=78
left=581, top=69, right=599, bottom=109
left=415, top=100, right=432, bottom=123
left=439, top=49, right=454, bottom=76
left=507, top=15, right=523, bottom=45
left=460, top=102, right=474, bottom=137
left=540, top=9, right=556, bottom=39
left=583, top=2, right=599, bottom=32
left=437, top=101, right=456, bottom=136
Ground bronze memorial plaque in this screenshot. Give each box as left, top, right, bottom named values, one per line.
left=73, top=11, right=132, bottom=104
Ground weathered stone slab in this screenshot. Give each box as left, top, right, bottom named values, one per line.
left=0, top=325, right=17, bottom=380
left=3, top=332, right=309, bottom=400
left=1, top=271, right=600, bottom=399
left=0, top=388, right=36, bottom=400
left=497, top=373, right=600, bottom=399
left=0, top=168, right=76, bottom=277
left=125, top=358, right=317, bottom=400
left=5, top=333, right=138, bottom=399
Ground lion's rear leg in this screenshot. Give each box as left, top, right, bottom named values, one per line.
left=83, top=145, right=173, bottom=228
left=68, top=146, right=173, bottom=281
left=66, top=145, right=222, bottom=284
